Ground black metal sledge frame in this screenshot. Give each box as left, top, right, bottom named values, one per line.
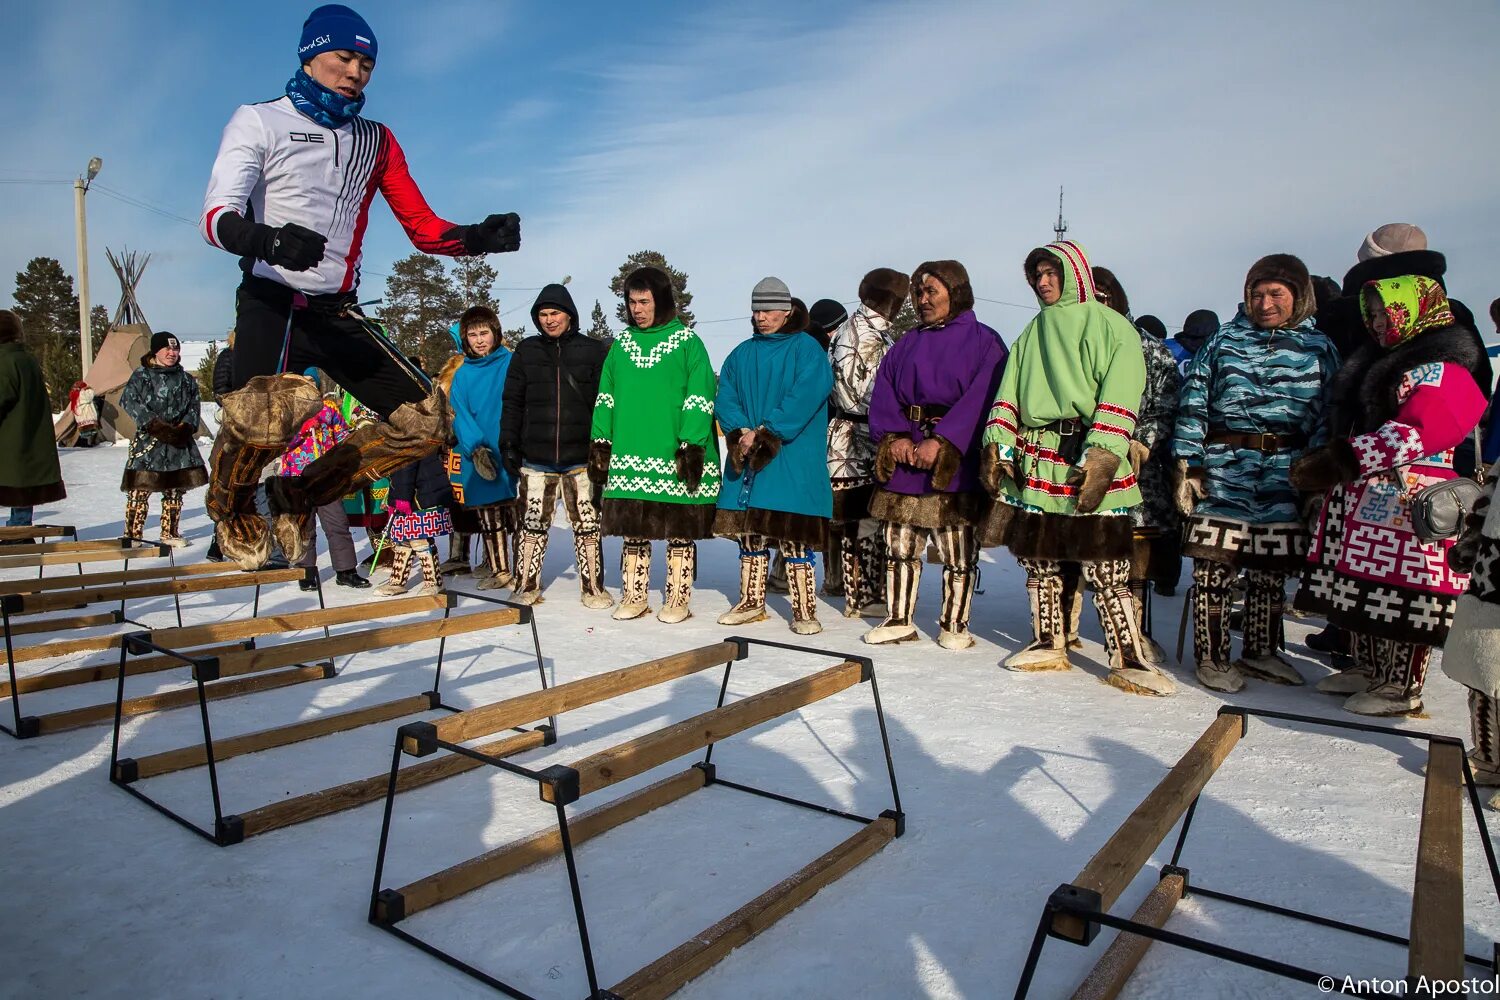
left=368, top=635, right=906, bottom=1000
left=107, top=589, right=549, bottom=847
left=0, top=537, right=194, bottom=739
left=1012, top=705, right=1500, bottom=998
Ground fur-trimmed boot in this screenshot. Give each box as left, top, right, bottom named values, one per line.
left=510, top=529, right=548, bottom=605
left=1060, top=564, right=1086, bottom=651
left=1129, top=582, right=1166, bottom=664
left=375, top=544, right=414, bottom=596
left=786, top=548, right=822, bottom=635
left=124, top=490, right=150, bottom=542
left=1468, top=689, right=1500, bottom=787
left=766, top=549, right=789, bottom=594
left=208, top=374, right=323, bottom=570
left=719, top=543, right=770, bottom=626
left=440, top=532, right=473, bottom=576
left=613, top=540, right=652, bottom=620
left=822, top=534, right=844, bottom=597
left=413, top=543, right=442, bottom=597
left=844, top=530, right=889, bottom=619
left=475, top=504, right=514, bottom=591
left=936, top=539, right=977, bottom=650
left=1192, top=560, right=1243, bottom=693
left=1089, top=559, right=1175, bottom=696
left=658, top=541, right=695, bottom=624
left=840, top=529, right=865, bottom=619
left=158, top=489, right=188, bottom=548
left=1235, top=570, right=1303, bottom=685
left=1343, top=634, right=1428, bottom=717
left=1005, top=560, right=1071, bottom=671
left=575, top=531, right=613, bottom=610
left=863, top=553, right=920, bottom=644
left=1316, top=663, right=1375, bottom=694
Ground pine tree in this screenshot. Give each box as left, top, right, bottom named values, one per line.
left=11, top=257, right=82, bottom=405
left=378, top=253, right=464, bottom=373
left=586, top=299, right=614, bottom=343
left=451, top=256, right=499, bottom=312
left=195, top=341, right=220, bottom=401
left=889, top=300, right=919, bottom=340
left=89, top=304, right=109, bottom=361
left=502, top=325, right=527, bottom=350
left=608, top=250, right=695, bottom=328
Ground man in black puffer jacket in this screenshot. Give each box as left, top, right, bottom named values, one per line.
left=500, top=283, right=612, bottom=607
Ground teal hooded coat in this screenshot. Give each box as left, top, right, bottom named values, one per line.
left=715, top=329, right=834, bottom=520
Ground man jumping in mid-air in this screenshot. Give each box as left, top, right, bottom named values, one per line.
left=200, top=4, right=521, bottom=568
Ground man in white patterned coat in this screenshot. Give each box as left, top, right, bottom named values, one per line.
left=826, top=268, right=911, bottom=617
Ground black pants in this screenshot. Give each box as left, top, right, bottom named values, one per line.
left=232, top=276, right=429, bottom=419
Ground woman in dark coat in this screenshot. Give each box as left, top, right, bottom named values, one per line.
left=120, top=332, right=207, bottom=545
left=0, top=311, right=66, bottom=525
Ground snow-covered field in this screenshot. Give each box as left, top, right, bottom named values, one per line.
left=2, top=443, right=1497, bottom=999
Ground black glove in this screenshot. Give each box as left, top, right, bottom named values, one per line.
left=260, top=223, right=327, bottom=271
left=471, top=445, right=498, bottom=482
left=501, top=446, right=523, bottom=479
left=445, top=213, right=521, bottom=255
left=213, top=212, right=326, bottom=272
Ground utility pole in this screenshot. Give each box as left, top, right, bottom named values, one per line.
left=74, top=156, right=102, bottom=376
left=1053, top=186, right=1068, bottom=243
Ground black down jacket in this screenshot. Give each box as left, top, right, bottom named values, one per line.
left=500, top=284, right=608, bottom=468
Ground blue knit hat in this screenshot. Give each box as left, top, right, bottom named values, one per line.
left=299, top=5, right=377, bottom=64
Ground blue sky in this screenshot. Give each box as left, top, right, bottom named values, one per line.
left=3, top=0, right=1498, bottom=363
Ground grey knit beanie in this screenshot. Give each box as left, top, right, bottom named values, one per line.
left=751, top=276, right=791, bottom=312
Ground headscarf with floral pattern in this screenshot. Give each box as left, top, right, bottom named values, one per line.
left=1359, top=274, right=1455, bottom=350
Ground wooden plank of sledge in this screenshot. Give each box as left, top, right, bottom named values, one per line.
left=416, top=641, right=740, bottom=752
left=3, top=593, right=445, bottom=668
left=9, top=567, right=304, bottom=614
left=125, top=692, right=438, bottom=780
left=3, top=611, right=118, bottom=639
left=1069, top=873, right=1186, bottom=1000
left=0, top=544, right=165, bottom=571
left=387, top=767, right=709, bottom=921
left=0, top=561, right=232, bottom=597
left=32, top=664, right=330, bottom=735
left=541, top=659, right=863, bottom=804
left=0, top=539, right=135, bottom=556
left=201, top=607, right=519, bottom=681
left=1408, top=741, right=1464, bottom=982
left=1051, top=714, right=1242, bottom=943
left=0, top=525, right=72, bottom=541
left=3, top=641, right=251, bottom=698
left=610, top=815, right=896, bottom=1000
left=237, top=728, right=548, bottom=841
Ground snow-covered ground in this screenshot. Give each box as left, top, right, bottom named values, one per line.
left=2, top=443, right=1497, bottom=999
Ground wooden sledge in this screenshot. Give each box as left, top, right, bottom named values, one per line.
left=0, top=525, right=76, bottom=542
left=109, top=592, right=549, bottom=846
left=370, top=635, right=905, bottom=1000
left=1013, top=708, right=1498, bottom=999
left=0, top=565, right=316, bottom=739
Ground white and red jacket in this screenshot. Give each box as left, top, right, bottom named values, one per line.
left=201, top=96, right=464, bottom=295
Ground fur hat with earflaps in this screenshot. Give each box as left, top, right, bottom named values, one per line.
left=858, top=268, right=910, bottom=323
left=909, top=260, right=975, bottom=322
left=1244, top=253, right=1317, bottom=328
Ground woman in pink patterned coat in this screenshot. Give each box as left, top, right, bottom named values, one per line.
left=1292, top=275, right=1488, bottom=716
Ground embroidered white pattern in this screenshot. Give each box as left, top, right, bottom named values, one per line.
left=682, top=394, right=713, bottom=414
left=617, top=326, right=695, bottom=369
left=596, top=392, right=615, bottom=409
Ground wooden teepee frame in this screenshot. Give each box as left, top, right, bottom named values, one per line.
left=106, top=248, right=150, bottom=328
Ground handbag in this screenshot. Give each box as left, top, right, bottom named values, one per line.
left=1408, top=430, right=1486, bottom=543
